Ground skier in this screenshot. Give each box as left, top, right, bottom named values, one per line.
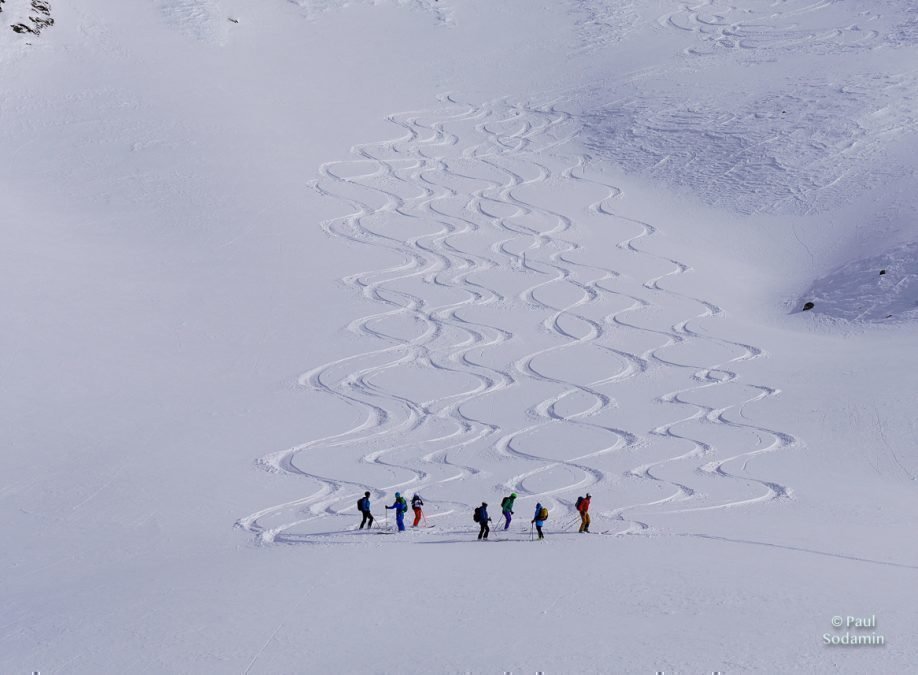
left=358, top=491, right=374, bottom=529
left=411, top=493, right=424, bottom=527
left=474, top=501, right=492, bottom=540
left=385, top=492, right=408, bottom=531
left=531, top=502, right=548, bottom=540
left=500, top=492, right=517, bottom=530
left=577, top=493, right=591, bottom=533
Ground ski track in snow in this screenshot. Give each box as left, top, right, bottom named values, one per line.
left=583, top=70, right=918, bottom=216
left=574, top=0, right=918, bottom=217
left=576, top=0, right=917, bottom=56
left=658, top=0, right=884, bottom=56
left=236, top=95, right=799, bottom=544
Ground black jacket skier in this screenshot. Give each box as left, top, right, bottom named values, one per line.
left=358, top=491, right=374, bottom=529
left=476, top=502, right=492, bottom=540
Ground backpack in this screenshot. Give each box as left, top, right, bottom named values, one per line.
left=358, top=497, right=367, bottom=512
left=500, top=496, right=510, bottom=510
left=575, top=496, right=583, bottom=510
left=538, top=507, right=548, bottom=521
left=398, top=496, right=408, bottom=511
left=473, top=506, right=481, bottom=523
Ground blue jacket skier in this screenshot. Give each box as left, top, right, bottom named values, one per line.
left=386, top=492, right=408, bottom=531
left=531, top=502, right=547, bottom=540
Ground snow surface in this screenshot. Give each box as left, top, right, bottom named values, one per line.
left=2, top=0, right=917, bottom=673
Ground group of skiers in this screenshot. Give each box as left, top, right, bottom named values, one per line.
left=356, top=490, right=593, bottom=539
left=356, top=491, right=425, bottom=531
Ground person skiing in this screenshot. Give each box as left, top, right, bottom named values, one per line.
left=577, top=493, right=591, bottom=533
left=385, top=492, right=408, bottom=531
left=411, top=493, right=424, bottom=528
left=474, top=501, right=492, bottom=540
left=500, top=492, right=517, bottom=530
left=358, top=491, right=374, bottom=529
left=531, top=502, right=548, bottom=540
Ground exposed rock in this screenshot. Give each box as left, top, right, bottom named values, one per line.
left=10, top=0, right=53, bottom=35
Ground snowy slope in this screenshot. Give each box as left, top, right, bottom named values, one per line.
left=2, top=0, right=917, bottom=673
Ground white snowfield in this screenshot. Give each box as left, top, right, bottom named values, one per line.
left=2, top=0, right=917, bottom=673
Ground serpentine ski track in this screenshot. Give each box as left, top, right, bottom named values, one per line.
left=237, top=96, right=798, bottom=544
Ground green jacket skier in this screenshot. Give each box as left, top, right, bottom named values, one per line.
left=500, top=492, right=517, bottom=530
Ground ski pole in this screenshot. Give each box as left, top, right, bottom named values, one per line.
left=530, top=523, right=533, bottom=542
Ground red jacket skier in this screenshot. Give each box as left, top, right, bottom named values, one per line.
left=411, top=493, right=424, bottom=527
left=578, top=494, right=591, bottom=533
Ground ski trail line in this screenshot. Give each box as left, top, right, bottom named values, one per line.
left=237, top=94, right=799, bottom=543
